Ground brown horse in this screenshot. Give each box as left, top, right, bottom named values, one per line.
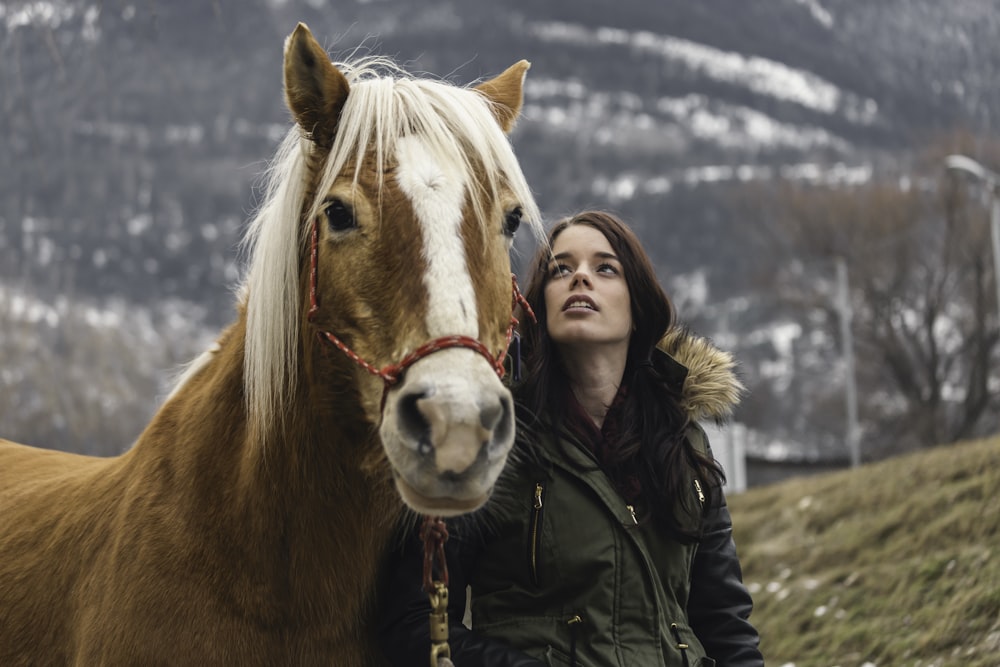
left=0, top=23, right=540, bottom=665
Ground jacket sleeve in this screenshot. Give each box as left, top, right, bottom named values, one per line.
left=687, top=490, right=764, bottom=666
left=377, top=518, right=545, bottom=667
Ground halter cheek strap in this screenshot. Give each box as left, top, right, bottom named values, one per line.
left=306, top=219, right=535, bottom=393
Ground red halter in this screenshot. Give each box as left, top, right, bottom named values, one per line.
left=306, top=219, right=534, bottom=391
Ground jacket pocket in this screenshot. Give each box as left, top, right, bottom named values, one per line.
left=670, top=621, right=712, bottom=667
left=528, top=481, right=546, bottom=586
left=543, top=616, right=586, bottom=667
left=543, top=645, right=573, bottom=666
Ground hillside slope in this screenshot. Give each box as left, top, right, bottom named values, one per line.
left=730, top=437, right=1000, bottom=666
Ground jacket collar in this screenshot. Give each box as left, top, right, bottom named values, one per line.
left=657, top=327, right=744, bottom=423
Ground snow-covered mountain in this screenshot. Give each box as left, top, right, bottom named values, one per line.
left=2, top=0, right=997, bottom=459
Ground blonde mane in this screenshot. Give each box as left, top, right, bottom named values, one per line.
left=240, top=58, right=542, bottom=443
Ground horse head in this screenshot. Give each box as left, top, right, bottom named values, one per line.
left=251, top=23, right=540, bottom=516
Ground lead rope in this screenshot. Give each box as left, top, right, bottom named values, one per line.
left=421, top=516, right=453, bottom=667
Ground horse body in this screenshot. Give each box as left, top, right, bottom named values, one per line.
left=1, top=23, right=539, bottom=665
left=1, top=317, right=397, bottom=664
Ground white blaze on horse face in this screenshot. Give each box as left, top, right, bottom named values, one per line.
left=382, top=134, right=514, bottom=516
left=394, top=135, right=478, bottom=338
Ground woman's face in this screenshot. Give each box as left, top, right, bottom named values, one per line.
left=543, top=224, right=633, bottom=353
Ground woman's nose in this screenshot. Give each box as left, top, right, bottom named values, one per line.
left=570, top=266, right=593, bottom=288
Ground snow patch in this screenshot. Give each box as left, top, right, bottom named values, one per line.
left=793, top=0, right=835, bottom=29
left=528, top=21, right=874, bottom=118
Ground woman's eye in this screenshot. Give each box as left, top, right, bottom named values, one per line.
left=549, top=263, right=571, bottom=278
left=503, top=207, right=523, bottom=237
left=597, top=263, right=618, bottom=275
left=324, top=199, right=356, bottom=232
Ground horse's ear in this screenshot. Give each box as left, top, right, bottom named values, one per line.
left=475, top=60, right=531, bottom=134
left=283, top=23, right=349, bottom=149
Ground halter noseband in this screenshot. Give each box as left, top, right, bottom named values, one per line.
left=306, top=219, right=534, bottom=395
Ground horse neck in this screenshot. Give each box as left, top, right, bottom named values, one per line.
left=117, top=312, right=402, bottom=636
left=134, top=311, right=401, bottom=560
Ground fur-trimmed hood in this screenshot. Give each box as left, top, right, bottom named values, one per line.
left=658, top=327, right=744, bottom=423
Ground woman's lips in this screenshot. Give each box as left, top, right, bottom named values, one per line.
left=562, top=295, right=598, bottom=311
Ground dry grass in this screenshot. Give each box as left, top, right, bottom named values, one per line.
left=729, top=436, right=1000, bottom=667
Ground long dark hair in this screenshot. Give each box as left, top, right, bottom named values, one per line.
left=516, top=211, right=723, bottom=540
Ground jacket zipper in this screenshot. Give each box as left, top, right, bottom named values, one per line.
left=529, top=482, right=545, bottom=586
left=625, top=503, right=638, bottom=525
left=693, top=478, right=705, bottom=506
left=670, top=623, right=691, bottom=667
left=567, top=615, right=583, bottom=667
left=689, top=478, right=706, bottom=579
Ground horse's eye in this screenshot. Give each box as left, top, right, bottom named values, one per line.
left=324, top=199, right=356, bottom=232
left=503, top=207, right=523, bottom=237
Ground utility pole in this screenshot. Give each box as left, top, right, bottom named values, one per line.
left=945, top=154, right=1000, bottom=321
left=835, top=256, right=861, bottom=467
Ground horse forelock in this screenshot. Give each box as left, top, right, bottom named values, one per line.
left=241, top=58, right=543, bottom=446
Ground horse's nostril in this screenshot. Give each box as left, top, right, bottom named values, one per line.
left=418, top=438, right=432, bottom=457
left=489, top=394, right=514, bottom=452
left=396, top=385, right=514, bottom=463
left=398, top=389, right=431, bottom=451
left=480, top=401, right=503, bottom=431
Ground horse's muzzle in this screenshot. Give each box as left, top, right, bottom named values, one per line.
left=379, top=352, right=515, bottom=516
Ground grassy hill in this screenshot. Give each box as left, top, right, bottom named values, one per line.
left=729, top=436, right=1000, bottom=666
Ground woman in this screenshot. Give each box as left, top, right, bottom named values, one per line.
left=379, top=211, right=763, bottom=666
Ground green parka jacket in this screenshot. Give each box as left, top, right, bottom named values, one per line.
left=379, top=330, right=763, bottom=667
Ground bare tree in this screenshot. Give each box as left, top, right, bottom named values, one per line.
left=737, top=131, right=1000, bottom=459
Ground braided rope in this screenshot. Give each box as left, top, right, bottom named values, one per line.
left=419, top=516, right=450, bottom=592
